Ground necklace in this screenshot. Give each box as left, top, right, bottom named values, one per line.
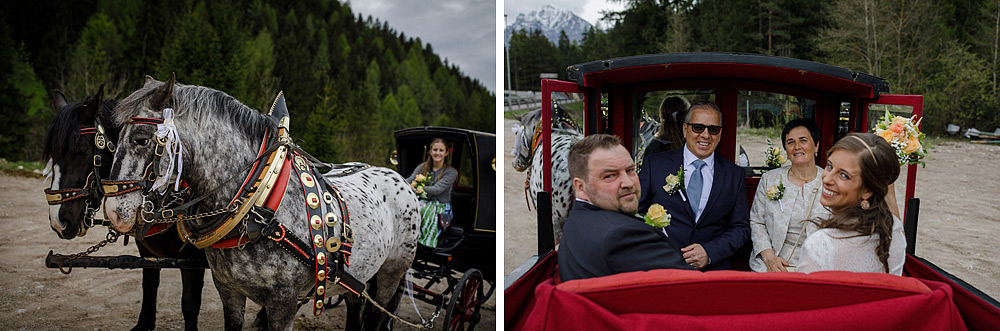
left=788, top=167, right=816, bottom=183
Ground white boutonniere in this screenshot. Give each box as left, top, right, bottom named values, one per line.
left=662, top=166, right=685, bottom=198
left=765, top=179, right=786, bottom=211
left=642, top=203, right=672, bottom=228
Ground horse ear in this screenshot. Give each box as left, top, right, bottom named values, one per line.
left=149, top=73, right=176, bottom=111
left=81, top=85, right=105, bottom=120
left=143, top=75, right=160, bottom=88
left=52, top=89, right=68, bottom=112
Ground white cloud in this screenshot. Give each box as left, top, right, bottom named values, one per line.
left=352, top=0, right=496, bottom=92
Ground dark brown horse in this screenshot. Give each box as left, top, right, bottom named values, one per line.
left=42, top=85, right=208, bottom=331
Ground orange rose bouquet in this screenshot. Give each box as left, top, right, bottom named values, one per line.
left=873, top=110, right=927, bottom=166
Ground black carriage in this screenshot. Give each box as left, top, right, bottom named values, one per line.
left=392, top=126, right=496, bottom=331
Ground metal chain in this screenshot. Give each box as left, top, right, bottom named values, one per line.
left=360, top=290, right=432, bottom=330
left=56, top=228, right=121, bottom=274
left=143, top=198, right=242, bottom=224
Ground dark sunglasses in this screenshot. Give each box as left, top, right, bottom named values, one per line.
left=686, top=122, right=722, bottom=135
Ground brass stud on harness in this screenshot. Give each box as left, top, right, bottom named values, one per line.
left=315, top=300, right=324, bottom=309
left=326, top=237, right=341, bottom=252
left=293, top=155, right=307, bottom=171
left=313, top=234, right=324, bottom=247
left=317, top=252, right=326, bottom=265
left=317, top=269, right=326, bottom=281
left=310, top=215, right=322, bottom=230
left=316, top=285, right=325, bottom=296
left=306, top=193, right=320, bottom=209
left=325, top=212, right=338, bottom=227
left=323, top=192, right=333, bottom=204
left=301, top=172, right=315, bottom=188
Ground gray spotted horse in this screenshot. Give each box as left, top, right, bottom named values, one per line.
left=103, top=76, right=419, bottom=330
left=511, top=108, right=582, bottom=243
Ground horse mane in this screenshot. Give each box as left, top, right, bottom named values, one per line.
left=42, top=97, right=119, bottom=162
left=113, top=81, right=275, bottom=141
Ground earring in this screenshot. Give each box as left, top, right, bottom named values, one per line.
left=860, top=199, right=871, bottom=210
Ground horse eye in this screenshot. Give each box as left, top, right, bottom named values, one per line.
left=133, top=138, right=150, bottom=146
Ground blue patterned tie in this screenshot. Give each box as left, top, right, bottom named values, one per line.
left=688, top=160, right=706, bottom=216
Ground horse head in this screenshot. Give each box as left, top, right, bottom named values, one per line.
left=42, top=85, right=119, bottom=239
left=103, top=74, right=273, bottom=234
left=511, top=109, right=541, bottom=172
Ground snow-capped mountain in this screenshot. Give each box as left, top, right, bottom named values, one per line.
left=504, top=5, right=592, bottom=46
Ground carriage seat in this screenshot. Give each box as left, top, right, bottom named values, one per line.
left=523, top=269, right=966, bottom=330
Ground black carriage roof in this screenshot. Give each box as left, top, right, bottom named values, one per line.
left=394, top=126, right=496, bottom=140
left=566, top=52, right=890, bottom=99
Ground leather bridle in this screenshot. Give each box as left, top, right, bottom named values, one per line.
left=43, top=119, right=116, bottom=229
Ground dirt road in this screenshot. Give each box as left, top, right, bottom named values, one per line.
left=0, top=171, right=495, bottom=330
left=503, top=118, right=1000, bottom=301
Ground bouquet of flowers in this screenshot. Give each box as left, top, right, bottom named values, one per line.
left=412, top=174, right=433, bottom=199
left=643, top=203, right=672, bottom=228
left=765, top=138, right=786, bottom=168
left=873, top=110, right=927, bottom=166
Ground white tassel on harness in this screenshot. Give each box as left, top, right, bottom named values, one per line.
left=510, top=125, right=524, bottom=157
left=153, top=107, right=184, bottom=193
left=42, top=158, right=54, bottom=185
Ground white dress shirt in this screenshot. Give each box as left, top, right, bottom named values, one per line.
left=682, top=147, right=714, bottom=222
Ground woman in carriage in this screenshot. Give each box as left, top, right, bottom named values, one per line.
left=406, top=138, right=459, bottom=248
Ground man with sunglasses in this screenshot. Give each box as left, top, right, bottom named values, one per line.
left=638, top=101, right=750, bottom=271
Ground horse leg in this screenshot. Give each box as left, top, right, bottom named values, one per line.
left=179, top=268, right=205, bottom=330
left=362, top=268, right=407, bottom=331
left=376, top=281, right=404, bottom=331
left=132, top=245, right=159, bottom=331
left=345, top=294, right=364, bottom=331
left=212, top=278, right=246, bottom=331
left=251, top=307, right=269, bottom=330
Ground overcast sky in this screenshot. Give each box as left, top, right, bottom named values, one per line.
left=351, top=0, right=497, bottom=93
left=503, top=0, right=627, bottom=27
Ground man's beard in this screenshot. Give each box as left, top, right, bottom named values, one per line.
left=617, top=189, right=639, bottom=215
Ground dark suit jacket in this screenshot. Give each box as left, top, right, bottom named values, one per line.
left=558, top=200, right=693, bottom=282
left=638, top=148, right=750, bottom=270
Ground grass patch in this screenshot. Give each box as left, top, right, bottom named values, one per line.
left=503, top=109, right=533, bottom=120
left=738, top=126, right=783, bottom=139
left=0, top=159, right=45, bottom=178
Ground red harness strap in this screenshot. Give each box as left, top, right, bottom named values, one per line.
left=209, top=156, right=291, bottom=249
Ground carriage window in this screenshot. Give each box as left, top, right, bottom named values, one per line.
left=866, top=103, right=914, bottom=132
left=551, top=91, right=585, bottom=136
left=735, top=90, right=816, bottom=176
left=456, top=142, right=475, bottom=189
left=632, top=89, right=715, bottom=169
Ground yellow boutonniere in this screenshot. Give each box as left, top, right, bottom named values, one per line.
left=766, top=180, right=785, bottom=200
left=643, top=203, right=672, bottom=228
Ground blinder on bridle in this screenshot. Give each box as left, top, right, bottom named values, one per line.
left=43, top=119, right=117, bottom=229
left=99, top=116, right=193, bottom=237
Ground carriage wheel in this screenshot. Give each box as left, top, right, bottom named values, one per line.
left=442, top=268, right=484, bottom=331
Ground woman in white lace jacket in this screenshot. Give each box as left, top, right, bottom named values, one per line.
left=750, top=119, right=830, bottom=272
left=797, top=133, right=906, bottom=275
